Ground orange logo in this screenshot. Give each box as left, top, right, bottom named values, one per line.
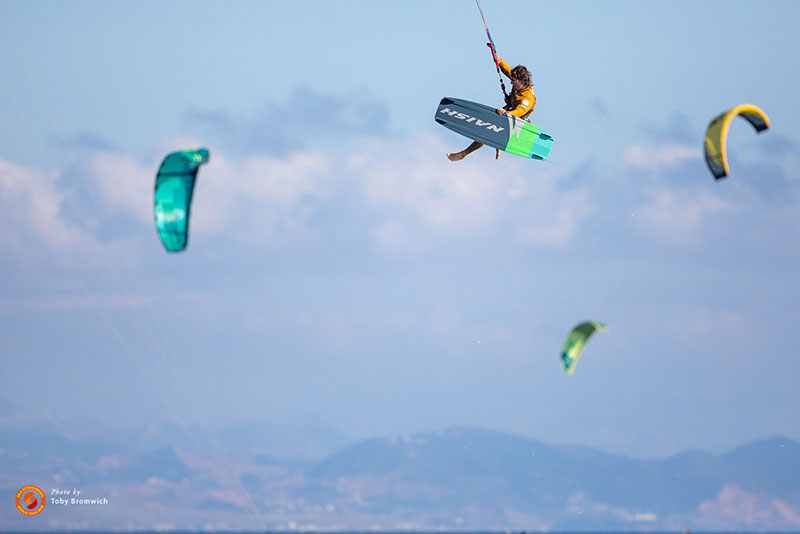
left=16, top=485, right=45, bottom=516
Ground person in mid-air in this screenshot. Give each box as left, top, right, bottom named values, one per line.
left=447, top=52, right=535, bottom=162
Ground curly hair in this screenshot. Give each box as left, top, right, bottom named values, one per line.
left=510, top=65, right=532, bottom=88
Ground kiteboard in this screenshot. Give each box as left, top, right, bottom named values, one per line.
left=435, top=97, right=553, bottom=160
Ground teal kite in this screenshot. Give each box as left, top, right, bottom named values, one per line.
left=153, top=148, right=209, bottom=252
left=560, top=321, right=607, bottom=374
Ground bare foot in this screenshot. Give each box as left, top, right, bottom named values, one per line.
left=447, top=152, right=465, bottom=161
left=495, top=149, right=501, bottom=159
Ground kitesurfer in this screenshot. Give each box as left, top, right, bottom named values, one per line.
left=447, top=53, right=535, bottom=161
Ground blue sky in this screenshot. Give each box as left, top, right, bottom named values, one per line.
left=2, top=0, right=800, bottom=459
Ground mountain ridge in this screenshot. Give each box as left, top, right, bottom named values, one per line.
left=3, top=424, right=800, bottom=531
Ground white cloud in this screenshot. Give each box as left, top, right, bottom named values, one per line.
left=79, top=145, right=333, bottom=249
left=84, top=137, right=220, bottom=226
left=349, top=132, right=589, bottom=251
left=770, top=189, right=800, bottom=237
left=84, top=151, right=154, bottom=224
left=0, top=157, right=98, bottom=265
left=3, top=131, right=592, bottom=268
left=632, top=188, right=735, bottom=245
left=667, top=306, right=751, bottom=341
left=192, top=150, right=331, bottom=245
left=351, top=134, right=503, bottom=232
left=0, top=144, right=338, bottom=278
left=696, top=484, right=800, bottom=528
left=515, top=187, right=592, bottom=248
left=371, top=220, right=419, bottom=254
left=622, top=142, right=702, bottom=171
